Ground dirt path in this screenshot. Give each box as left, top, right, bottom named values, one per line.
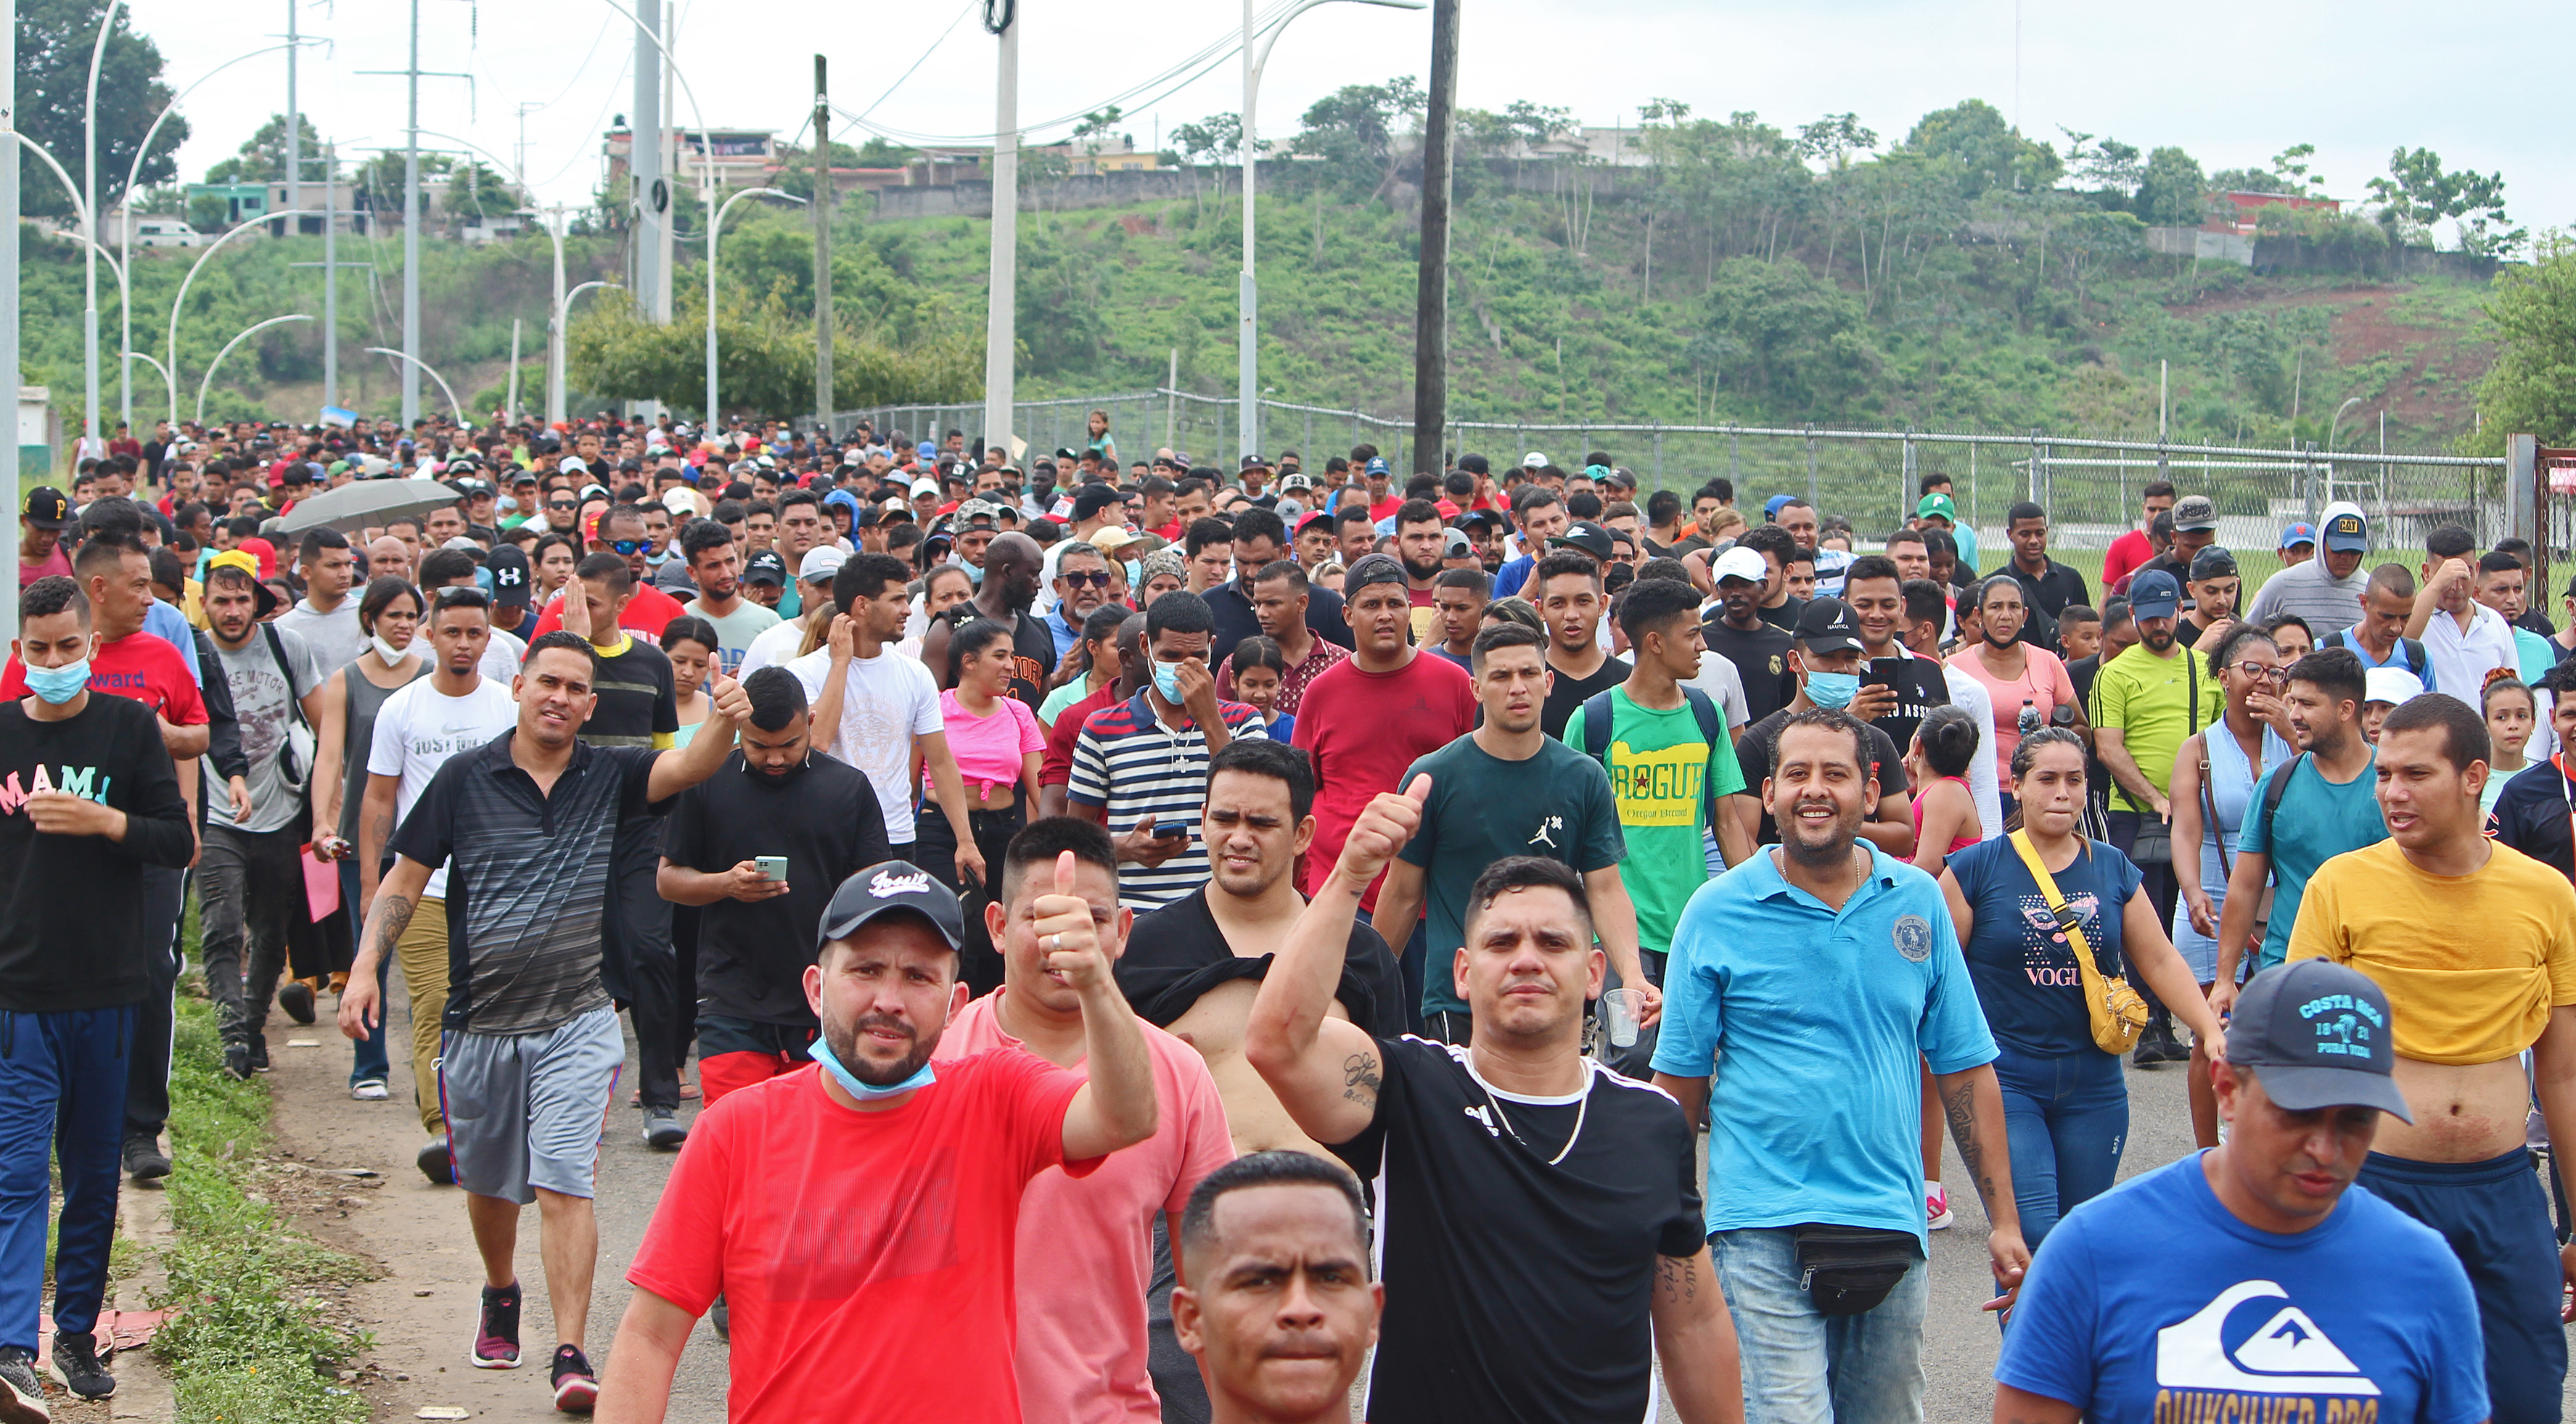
left=258, top=975, right=731, bottom=1421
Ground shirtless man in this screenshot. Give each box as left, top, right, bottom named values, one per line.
left=1117, top=738, right=1406, bottom=1422
left=2287, top=691, right=2576, bottom=1424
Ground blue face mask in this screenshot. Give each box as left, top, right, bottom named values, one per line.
left=1123, top=559, right=1143, bottom=589
left=808, top=1036, right=937, bottom=1101
left=962, top=560, right=985, bottom=588
left=1152, top=659, right=1186, bottom=704
left=1804, top=670, right=1860, bottom=710
left=23, top=658, right=90, bottom=706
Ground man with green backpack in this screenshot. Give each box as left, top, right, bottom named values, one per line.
left=1564, top=575, right=1752, bottom=1076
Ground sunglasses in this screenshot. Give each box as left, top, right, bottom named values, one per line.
left=547, top=499, right=577, bottom=511
left=433, top=585, right=490, bottom=608
left=605, top=539, right=649, bottom=556
left=1059, top=570, right=1112, bottom=588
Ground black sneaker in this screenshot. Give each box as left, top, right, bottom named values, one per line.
left=549, top=1343, right=598, bottom=1414
left=121, top=1137, right=170, bottom=1183
left=49, top=1330, right=110, bottom=1400
left=221, top=1040, right=253, bottom=1081
left=276, top=979, right=317, bottom=1025
left=472, top=1282, right=522, bottom=1370
left=642, top=1111, right=687, bottom=1151
left=417, top=1133, right=456, bottom=1186
left=0, top=1345, right=46, bottom=1423
left=247, top=1034, right=271, bottom=1074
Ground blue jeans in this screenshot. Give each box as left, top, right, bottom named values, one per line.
left=0, top=1007, right=134, bottom=1349
left=344, top=858, right=390, bottom=1087
left=1992, top=1040, right=2128, bottom=1253
left=1713, top=1227, right=1927, bottom=1424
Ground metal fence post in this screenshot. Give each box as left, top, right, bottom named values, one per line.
left=1805, top=424, right=1818, bottom=509
left=1730, top=427, right=1739, bottom=485
left=1900, top=426, right=1916, bottom=533
left=1652, top=423, right=1663, bottom=491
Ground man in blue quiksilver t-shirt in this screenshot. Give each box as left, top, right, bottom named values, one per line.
left=1995, top=959, right=2487, bottom=1424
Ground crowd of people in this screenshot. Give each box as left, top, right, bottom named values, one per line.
left=0, top=408, right=2566, bottom=1423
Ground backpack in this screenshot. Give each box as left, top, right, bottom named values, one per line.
left=2325, top=627, right=2427, bottom=681
left=1578, top=686, right=1729, bottom=833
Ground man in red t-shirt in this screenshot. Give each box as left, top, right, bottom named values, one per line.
left=1293, top=556, right=1474, bottom=914
left=595, top=857, right=1160, bottom=1424
left=2101, top=480, right=2174, bottom=594
left=527, top=503, right=684, bottom=640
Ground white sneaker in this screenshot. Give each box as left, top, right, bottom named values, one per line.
left=350, top=1079, right=390, bottom=1101
left=1927, top=1185, right=1954, bottom=1230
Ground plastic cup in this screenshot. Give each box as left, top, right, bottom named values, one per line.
left=1601, top=989, right=1643, bottom=1048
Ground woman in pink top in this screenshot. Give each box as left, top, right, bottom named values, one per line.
left=1946, top=575, right=2088, bottom=815
left=1907, top=705, right=1988, bottom=873
left=922, top=617, right=1047, bottom=994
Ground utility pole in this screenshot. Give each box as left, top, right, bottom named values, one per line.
left=284, top=0, right=300, bottom=227
left=291, top=141, right=364, bottom=419
left=2, top=0, right=20, bottom=625
left=812, top=55, right=832, bottom=433
left=403, top=0, right=419, bottom=425
left=629, top=0, right=665, bottom=421
left=982, top=0, right=1018, bottom=462
left=655, top=0, right=675, bottom=326
left=1410, top=0, right=1459, bottom=476
left=546, top=204, right=567, bottom=424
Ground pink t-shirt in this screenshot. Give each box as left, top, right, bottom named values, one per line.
left=934, top=992, right=1235, bottom=1424
left=1946, top=645, right=2079, bottom=781
left=938, top=688, right=1046, bottom=799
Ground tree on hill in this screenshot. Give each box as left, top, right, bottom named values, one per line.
left=2469, top=234, right=2576, bottom=452
left=204, top=113, right=327, bottom=185
left=1903, top=99, right=2060, bottom=197
left=16, top=0, right=186, bottom=217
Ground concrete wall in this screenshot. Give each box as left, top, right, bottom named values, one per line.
left=2145, top=227, right=2257, bottom=266
left=873, top=168, right=1206, bottom=220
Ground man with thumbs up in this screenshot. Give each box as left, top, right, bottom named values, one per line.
left=594, top=846, right=1161, bottom=1424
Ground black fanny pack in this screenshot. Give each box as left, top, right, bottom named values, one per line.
left=1792, top=1224, right=1923, bottom=1316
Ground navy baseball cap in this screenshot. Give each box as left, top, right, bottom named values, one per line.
left=2224, top=961, right=2413, bottom=1121
left=2318, top=502, right=2369, bottom=553
left=818, top=861, right=966, bottom=955
left=2128, top=569, right=2183, bottom=620
left=742, top=549, right=788, bottom=586
left=1792, top=597, right=1864, bottom=657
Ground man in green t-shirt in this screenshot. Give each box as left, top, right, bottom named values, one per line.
left=2088, top=568, right=2223, bottom=1061
left=1562, top=576, right=1749, bottom=1076
left=1369, top=621, right=1646, bottom=1045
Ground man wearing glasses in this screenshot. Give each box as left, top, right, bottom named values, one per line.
left=529, top=505, right=685, bottom=641
left=1045, top=542, right=1115, bottom=662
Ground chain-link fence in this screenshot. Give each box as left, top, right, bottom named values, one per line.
left=831, top=389, right=2506, bottom=565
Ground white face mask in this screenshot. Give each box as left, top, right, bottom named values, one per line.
left=369, top=633, right=409, bottom=667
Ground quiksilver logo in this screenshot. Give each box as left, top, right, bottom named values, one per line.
left=869, top=869, right=932, bottom=899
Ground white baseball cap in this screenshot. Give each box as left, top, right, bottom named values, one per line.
left=1710, top=546, right=1768, bottom=585
left=1521, top=451, right=1550, bottom=469
left=798, top=547, right=848, bottom=583
left=2363, top=666, right=2424, bottom=707
left=910, top=477, right=940, bottom=497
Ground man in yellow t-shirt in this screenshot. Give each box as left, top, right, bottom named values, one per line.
left=2287, top=693, right=2576, bottom=1422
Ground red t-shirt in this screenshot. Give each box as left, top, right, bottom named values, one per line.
left=1, top=630, right=208, bottom=726
left=625, top=1053, right=1091, bottom=1424
left=2102, top=528, right=2154, bottom=593
left=1292, top=650, right=1475, bottom=909
left=1040, top=680, right=1123, bottom=789
left=1369, top=495, right=1401, bottom=523
left=525, top=583, right=686, bottom=642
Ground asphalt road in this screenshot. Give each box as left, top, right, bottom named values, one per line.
left=277, top=979, right=2572, bottom=1420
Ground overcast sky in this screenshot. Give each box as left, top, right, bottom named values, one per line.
left=124, top=0, right=2564, bottom=244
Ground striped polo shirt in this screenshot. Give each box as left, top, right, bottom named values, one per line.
left=1068, top=690, right=1269, bottom=910
left=389, top=731, right=663, bottom=1034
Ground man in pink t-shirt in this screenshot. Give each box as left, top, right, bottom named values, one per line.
left=935, top=818, right=1234, bottom=1424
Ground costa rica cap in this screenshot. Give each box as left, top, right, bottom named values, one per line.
left=2223, top=960, right=2413, bottom=1121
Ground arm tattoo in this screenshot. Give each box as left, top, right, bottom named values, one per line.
left=1943, top=1078, right=2000, bottom=1213
left=374, top=894, right=414, bottom=960
left=1654, top=1254, right=1698, bottom=1304
left=1340, top=1052, right=1382, bottom=1111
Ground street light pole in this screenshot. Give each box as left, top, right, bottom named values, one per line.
left=197, top=313, right=313, bottom=424
left=3, top=0, right=20, bottom=626
left=555, top=279, right=619, bottom=420
left=983, top=0, right=1018, bottom=463
left=403, top=0, right=420, bottom=426
left=706, top=186, right=802, bottom=421
left=82, top=0, right=124, bottom=456
left=1239, top=0, right=1423, bottom=464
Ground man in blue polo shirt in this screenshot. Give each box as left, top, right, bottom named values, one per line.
left=1994, top=960, right=2487, bottom=1424
left=1654, top=706, right=2025, bottom=1422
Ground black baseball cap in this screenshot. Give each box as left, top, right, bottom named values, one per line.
left=743, top=549, right=788, bottom=587
left=2223, top=961, right=2413, bottom=1121
left=485, top=546, right=533, bottom=607
left=1547, top=520, right=1615, bottom=562
left=1071, top=484, right=1125, bottom=522
left=817, top=861, right=966, bottom=955
left=20, top=487, right=68, bottom=530
left=1344, top=552, right=1409, bottom=594
left=2189, top=546, right=2239, bottom=582
left=1792, top=597, right=1864, bottom=657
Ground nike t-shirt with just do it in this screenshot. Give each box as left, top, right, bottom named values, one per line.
left=1995, top=1153, right=2487, bottom=1424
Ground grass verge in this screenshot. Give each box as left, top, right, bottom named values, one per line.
left=149, top=994, right=372, bottom=1424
